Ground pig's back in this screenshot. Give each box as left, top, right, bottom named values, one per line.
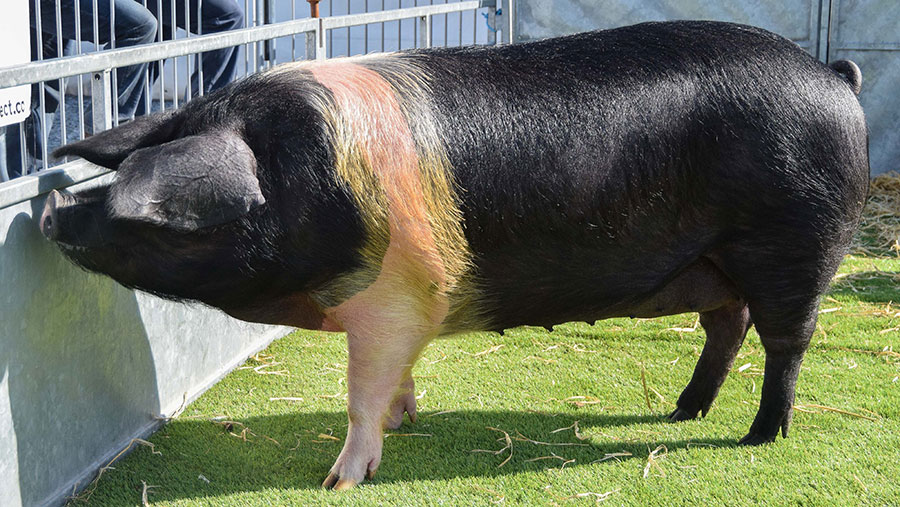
left=386, top=22, right=868, bottom=330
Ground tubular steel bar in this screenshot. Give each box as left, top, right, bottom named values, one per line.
left=0, top=18, right=317, bottom=88
left=157, top=0, right=165, bottom=111
left=322, top=1, right=484, bottom=31
left=198, top=0, right=205, bottom=94
left=418, top=15, right=431, bottom=48
left=91, top=70, right=113, bottom=132
left=75, top=0, right=86, bottom=139
left=0, top=0, right=501, bottom=192
left=0, top=2, right=493, bottom=88
left=501, top=0, right=513, bottom=43
left=172, top=0, right=179, bottom=108
left=54, top=0, right=67, bottom=149
left=0, top=159, right=111, bottom=210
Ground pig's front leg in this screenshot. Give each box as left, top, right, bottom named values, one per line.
left=322, top=332, right=428, bottom=490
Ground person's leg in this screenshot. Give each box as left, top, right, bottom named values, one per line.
left=11, top=19, right=61, bottom=176
left=79, top=0, right=158, bottom=120
left=1, top=127, right=17, bottom=181
left=3, top=112, right=47, bottom=178
left=56, top=0, right=157, bottom=121
left=193, top=0, right=243, bottom=93
left=106, top=0, right=158, bottom=119
left=149, top=0, right=243, bottom=95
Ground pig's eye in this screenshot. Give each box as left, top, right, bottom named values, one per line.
left=107, top=130, right=265, bottom=232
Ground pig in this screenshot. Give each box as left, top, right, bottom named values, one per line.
left=42, top=20, right=868, bottom=489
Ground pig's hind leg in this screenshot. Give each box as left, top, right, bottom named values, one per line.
left=737, top=300, right=819, bottom=445
left=715, top=242, right=843, bottom=445
left=668, top=301, right=751, bottom=422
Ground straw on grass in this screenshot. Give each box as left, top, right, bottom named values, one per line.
left=559, top=489, right=618, bottom=502
left=314, top=433, right=341, bottom=442
left=525, top=451, right=576, bottom=469
left=640, top=363, right=652, bottom=412
left=664, top=316, right=700, bottom=333
left=426, top=409, right=457, bottom=417
left=140, top=481, right=154, bottom=506
left=69, top=438, right=160, bottom=503
left=217, top=420, right=281, bottom=446
left=793, top=403, right=879, bottom=421
left=471, top=485, right=506, bottom=503
left=591, top=451, right=632, bottom=464
left=236, top=353, right=291, bottom=376
left=550, top=421, right=588, bottom=440
left=472, top=427, right=514, bottom=467
left=513, top=430, right=589, bottom=447
left=643, top=445, right=668, bottom=478
left=563, top=395, right=605, bottom=407
left=465, top=344, right=505, bottom=357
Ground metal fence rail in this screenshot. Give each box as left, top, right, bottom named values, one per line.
left=0, top=0, right=513, bottom=193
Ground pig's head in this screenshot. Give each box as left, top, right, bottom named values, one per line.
left=41, top=110, right=269, bottom=301
left=39, top=89, right=363, bottom=326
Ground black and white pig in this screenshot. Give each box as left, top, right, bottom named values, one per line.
left=43, top=21, right=869, bottom=489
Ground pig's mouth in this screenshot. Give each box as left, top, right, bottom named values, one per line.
left=57, top=242, right=90, bottom=254
left=40, top=189, right=113, bottom=256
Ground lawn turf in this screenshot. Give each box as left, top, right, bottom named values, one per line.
left=73, top=253, right=900, bottom=505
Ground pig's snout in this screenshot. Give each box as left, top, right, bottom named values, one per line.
left=40, top=189, right=74, bottom=241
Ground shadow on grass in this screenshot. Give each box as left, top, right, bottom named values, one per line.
left=89, top=410, right=740, bottom=503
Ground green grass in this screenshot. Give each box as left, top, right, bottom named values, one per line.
left=75, top=253, right=900, bottom=506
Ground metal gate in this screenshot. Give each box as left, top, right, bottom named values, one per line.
left=515, top=0, right=899, bottom=176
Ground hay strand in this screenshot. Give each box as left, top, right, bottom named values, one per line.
left=69, top=438, right=160, bottom=503
left=559, top=490, right=618, bottom=502
left=472, top=427, right=514, bottom=467
left=854, top=172, right=900, bottom=256
left=642, top=445, right=668, bottom=478
left=794, top=403, right=879, bottom=421
left=640, top=363, right=652, bottom=412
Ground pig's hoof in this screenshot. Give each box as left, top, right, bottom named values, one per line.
left=737, top=432, right=777, bottom=446
left=322, top=473, right=359, bottom=490
left=322, top=430, right=382, bottom=490
left=738, top=404, right=792, bottom=446
left=667, top=407, right=698, bottom=422
left=322, top=462, right=376, bottom=490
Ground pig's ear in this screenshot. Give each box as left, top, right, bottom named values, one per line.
left=108, top=129, right=265, bottom=231
left=52, top=110, right=182, bottom=169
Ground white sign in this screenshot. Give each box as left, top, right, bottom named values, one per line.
left=0, top=0, right=31, bottom=127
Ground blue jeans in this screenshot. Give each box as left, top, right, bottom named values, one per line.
left=144, top=0, right=243, bottom=98
left=2, top=0, right=157, bottom=180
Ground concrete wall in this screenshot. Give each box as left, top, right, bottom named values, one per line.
left=0, top=163, right=289, bottom=506
left=515, top=0, right=899, bottom=176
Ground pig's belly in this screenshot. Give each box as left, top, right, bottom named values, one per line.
left=464, top=254, right=742, bottom=332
